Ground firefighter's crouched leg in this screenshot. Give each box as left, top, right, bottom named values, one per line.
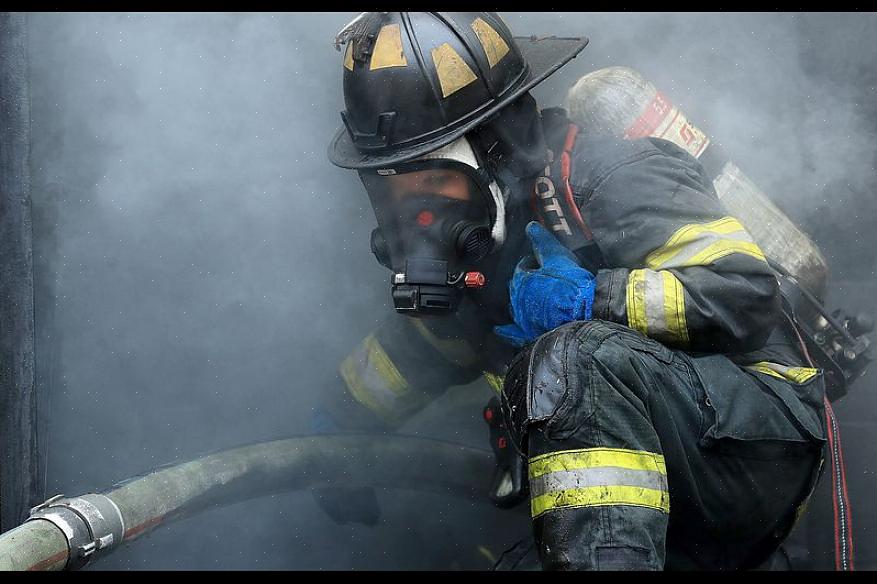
left=501, top=319, right=826, bottom=571
left=502, top=319, right=674, bottom=570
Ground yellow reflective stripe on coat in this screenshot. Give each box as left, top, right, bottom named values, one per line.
left=626, top=269, right=689, bottom=346
left=529, top=447, right=668, bottom=477
left=530, top=486, right=670, bottom=518
left=646, top=216, right=767, bottom=269
left=339, top=334, right=428, bottom=424
left=529, top=448, right=670, bottom=518
left=483, top=371, right=504, bottom=395
left=745, top=361, right=820, bottom=384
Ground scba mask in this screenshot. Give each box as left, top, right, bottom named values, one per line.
left=361, top=137, right=506, bottom=316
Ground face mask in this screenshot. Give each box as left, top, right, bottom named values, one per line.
left=361, top=160, right=495, bottom=315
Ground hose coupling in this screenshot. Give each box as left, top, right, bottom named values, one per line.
left=27, top=493, right=125, bottom=570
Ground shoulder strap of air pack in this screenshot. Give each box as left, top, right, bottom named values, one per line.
left=532, top=108, right=604, bottom=270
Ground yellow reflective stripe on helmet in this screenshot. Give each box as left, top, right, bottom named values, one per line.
left=626, top=269, right=689, bottom=346
left=343, top=42, right=354, bottom=71
left=646, top=216, right=767, bottom=269
left=432, top=42, right=478, bottom=98
left=471, top=17, right=510, bottom=68
left=483, top=371, right=504, bottom=395
left=530, top=485, right=670, bottom=518
left=340, top=334, right=427, bottom=424
left=369, top=24, right=408, bottom=70
left=528, top=448, right=669, bottom=518
left=529, top=447, right=667, bottom=478
left=745, top=361, right=820, bottom=384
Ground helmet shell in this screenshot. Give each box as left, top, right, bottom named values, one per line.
left=328, top=12, right=587, bottom=169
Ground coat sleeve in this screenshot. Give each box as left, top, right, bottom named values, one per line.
left=577, top=137, right=781, bottom=353
left=315, top=311, right=487, bottom=432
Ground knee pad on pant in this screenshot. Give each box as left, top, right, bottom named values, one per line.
left=501, top=320, right=629, bottom=448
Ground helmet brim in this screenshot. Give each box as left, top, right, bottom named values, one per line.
left=328, top=36, right=589, bottom=170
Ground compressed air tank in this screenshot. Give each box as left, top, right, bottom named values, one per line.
left=564, top=66, right=829, bottom=301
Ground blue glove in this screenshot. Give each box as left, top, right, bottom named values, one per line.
left=494, top=222, right=595, bottom=348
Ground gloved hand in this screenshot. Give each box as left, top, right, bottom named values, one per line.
left=494, top=221, right=595, bottom=348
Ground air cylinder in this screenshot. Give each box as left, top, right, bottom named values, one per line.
left=564, top=66, right=828, bottom=301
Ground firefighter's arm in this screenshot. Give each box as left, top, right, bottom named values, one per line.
left=581, top=139, right=780, bottom=353
left=311, top=312, right=485, bottom=526
left=313, top=311, right=485, bottom=433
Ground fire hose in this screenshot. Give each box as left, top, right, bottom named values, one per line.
left=0, top=434, right=502, bottom=571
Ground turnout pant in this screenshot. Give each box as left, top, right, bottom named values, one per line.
left=500, top=320, right=826, bottom=570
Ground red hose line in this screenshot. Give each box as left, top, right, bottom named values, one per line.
left=787, top=312, right=854, bottom=571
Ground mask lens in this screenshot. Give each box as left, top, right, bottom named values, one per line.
left=359, top=161, right=495, bottom=316
left=361, top=163, right=493, bottom=272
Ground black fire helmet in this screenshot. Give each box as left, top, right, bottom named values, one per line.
left=327, top=12, right=588, bottom=170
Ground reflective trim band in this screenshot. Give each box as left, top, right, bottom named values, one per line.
left=646, top=216, right=767, bottom=269
left=432, top=42, right=478, bottom=98
left=343, top=42, right=354, bottom=71
left=369, top=24, right=408, bottom=70
left=745, top=361, right=820, bottom=384
left=529, top=447, right=667, bottom=477
left=627, top=269, right=649, bottom=335
left=483, top=371, right=504, bottom=395
left=530, top=485, right=670, bottom=518
left=659, top=216, right=743, bottom=247
left=626, top=269, right=689, bottom=346
left=661, top=270, right=689, bottom=346
left=528, top=448, right=669, bottom=518
left=530, top=466, right=668, bottom=498
left=471, top=17, right=510, bottom=68
left=340, top=334, right=426, bottom=424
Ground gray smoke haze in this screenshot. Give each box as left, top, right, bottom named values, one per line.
left=24, top=12, right=876, bottom=569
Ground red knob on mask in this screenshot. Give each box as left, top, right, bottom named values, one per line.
left=464, top=272, right=486, bottom=288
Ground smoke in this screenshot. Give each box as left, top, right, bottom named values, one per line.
left=25, top=12, right=876, bottom=569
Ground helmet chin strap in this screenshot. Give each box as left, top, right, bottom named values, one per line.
left=417, top=136, right=507, bottom=250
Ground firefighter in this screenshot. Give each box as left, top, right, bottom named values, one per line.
left=319, top=11, right=827, bottom=570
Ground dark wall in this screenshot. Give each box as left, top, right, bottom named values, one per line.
left=0, top=12, right=41, bottom=532
left=23, top=12, right=877, bottom=569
